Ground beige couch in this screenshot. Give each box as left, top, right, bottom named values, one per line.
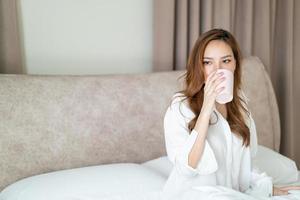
left=0, top=56, right=280, bottom=192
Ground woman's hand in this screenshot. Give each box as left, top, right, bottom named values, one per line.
left=200, top=70, right=225, bottom=117
left=273, top=185, right=300, bottom=196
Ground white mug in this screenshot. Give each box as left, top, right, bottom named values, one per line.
left=215, top=69, right=234, bottom=104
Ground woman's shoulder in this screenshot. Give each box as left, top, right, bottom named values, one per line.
left=167, top=92, right=195, bottom=120
left=169, top=92, right=189, bottom=108
left=171, top=92, right=186, bottom=101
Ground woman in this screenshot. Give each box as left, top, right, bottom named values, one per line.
left=162, top=29, right=300, bottom=200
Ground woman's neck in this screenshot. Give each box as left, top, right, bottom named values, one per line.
left=216, top=103, right=227, bottom=119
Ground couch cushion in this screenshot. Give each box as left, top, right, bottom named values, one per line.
left=0, top=163, right=165, bottom=200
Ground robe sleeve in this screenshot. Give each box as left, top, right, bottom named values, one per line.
left=163, top=95, right=218, bottom=177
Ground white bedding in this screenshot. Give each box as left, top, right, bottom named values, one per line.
left=1, top=172, right=300, bottom=200
left=1, top=146, right=300, bottom=200
left=103, top=186, right=300, bottom=200
left=34, top=183, right=300, bottom=200
left=142, top=145, right=299, bottom=185
left=140, top=146, right=300, bottom=200
left=0, top=163, right=165, bottom=200
left=277, top=172, right=300, bottom=187
left=52, top=178, right=300, bottom=200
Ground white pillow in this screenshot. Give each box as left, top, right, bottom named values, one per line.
left=142, top=145, right=299, bottom=184
left=142, top=156, right=172, bottom=178
left=0, top=163, right=165, bottom=200
left=253, top=145, right=298, bottom=184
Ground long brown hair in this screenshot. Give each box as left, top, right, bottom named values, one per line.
left=176, top=28, right=250, bottom=147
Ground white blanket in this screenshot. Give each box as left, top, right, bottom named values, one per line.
left=56, top=187, right=300, bottom=200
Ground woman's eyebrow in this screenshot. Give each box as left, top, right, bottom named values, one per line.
left=203, top=55, right=233, bottom=59
left=221, top=55, right=233, bottom=59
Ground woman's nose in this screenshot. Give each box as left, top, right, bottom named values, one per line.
left=214, top=61, right=225, bottom=70
left=213, top=62, right=221, bottom=70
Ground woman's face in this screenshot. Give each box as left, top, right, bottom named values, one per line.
left=202, top=40, right=236, bottom=80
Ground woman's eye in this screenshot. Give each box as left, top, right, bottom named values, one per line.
left=203, top=61, right=211, bottom=65
left=223, top=59, right=231, bottom=63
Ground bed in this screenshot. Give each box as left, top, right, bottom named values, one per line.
left=0, top=56, right=299, bottom=199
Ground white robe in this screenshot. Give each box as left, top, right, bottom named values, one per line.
left=161, top=91, right=274, bottom=200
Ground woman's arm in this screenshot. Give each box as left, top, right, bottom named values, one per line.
left=164, top=70, right=224, bottom=176
left=273, top=185, right=300, bottom=196
left=188, top=69, right=225, bottom=169
left=164, top=99, right=218, bottom=177
left=188, top=112, right=210, bottom=169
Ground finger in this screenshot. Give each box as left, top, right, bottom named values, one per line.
left=205, top=73, right=224, bottom=93
left=205, top=85, right=225, bottom=100
left=275, top=189, right=288, bottom=196
left=205, top=75, right=226, bottom=95
left=280, top=190, right=289, bottom=195
left=206, top=70, right=218, bottom=82
left=215, top=86, right=225, bottom=94
left=212, top=76, right=226, bottom=90
left=205, top=71, right=220, bottom=88
left=280, top=186, right=300, bottom=191
left=206, top=70, right=223, bottom=84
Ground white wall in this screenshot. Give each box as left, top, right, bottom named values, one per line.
left=18, top=0, right=153, bottom=75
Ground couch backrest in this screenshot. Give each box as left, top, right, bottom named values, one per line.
left=0, top=56, right=280, bottom=191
